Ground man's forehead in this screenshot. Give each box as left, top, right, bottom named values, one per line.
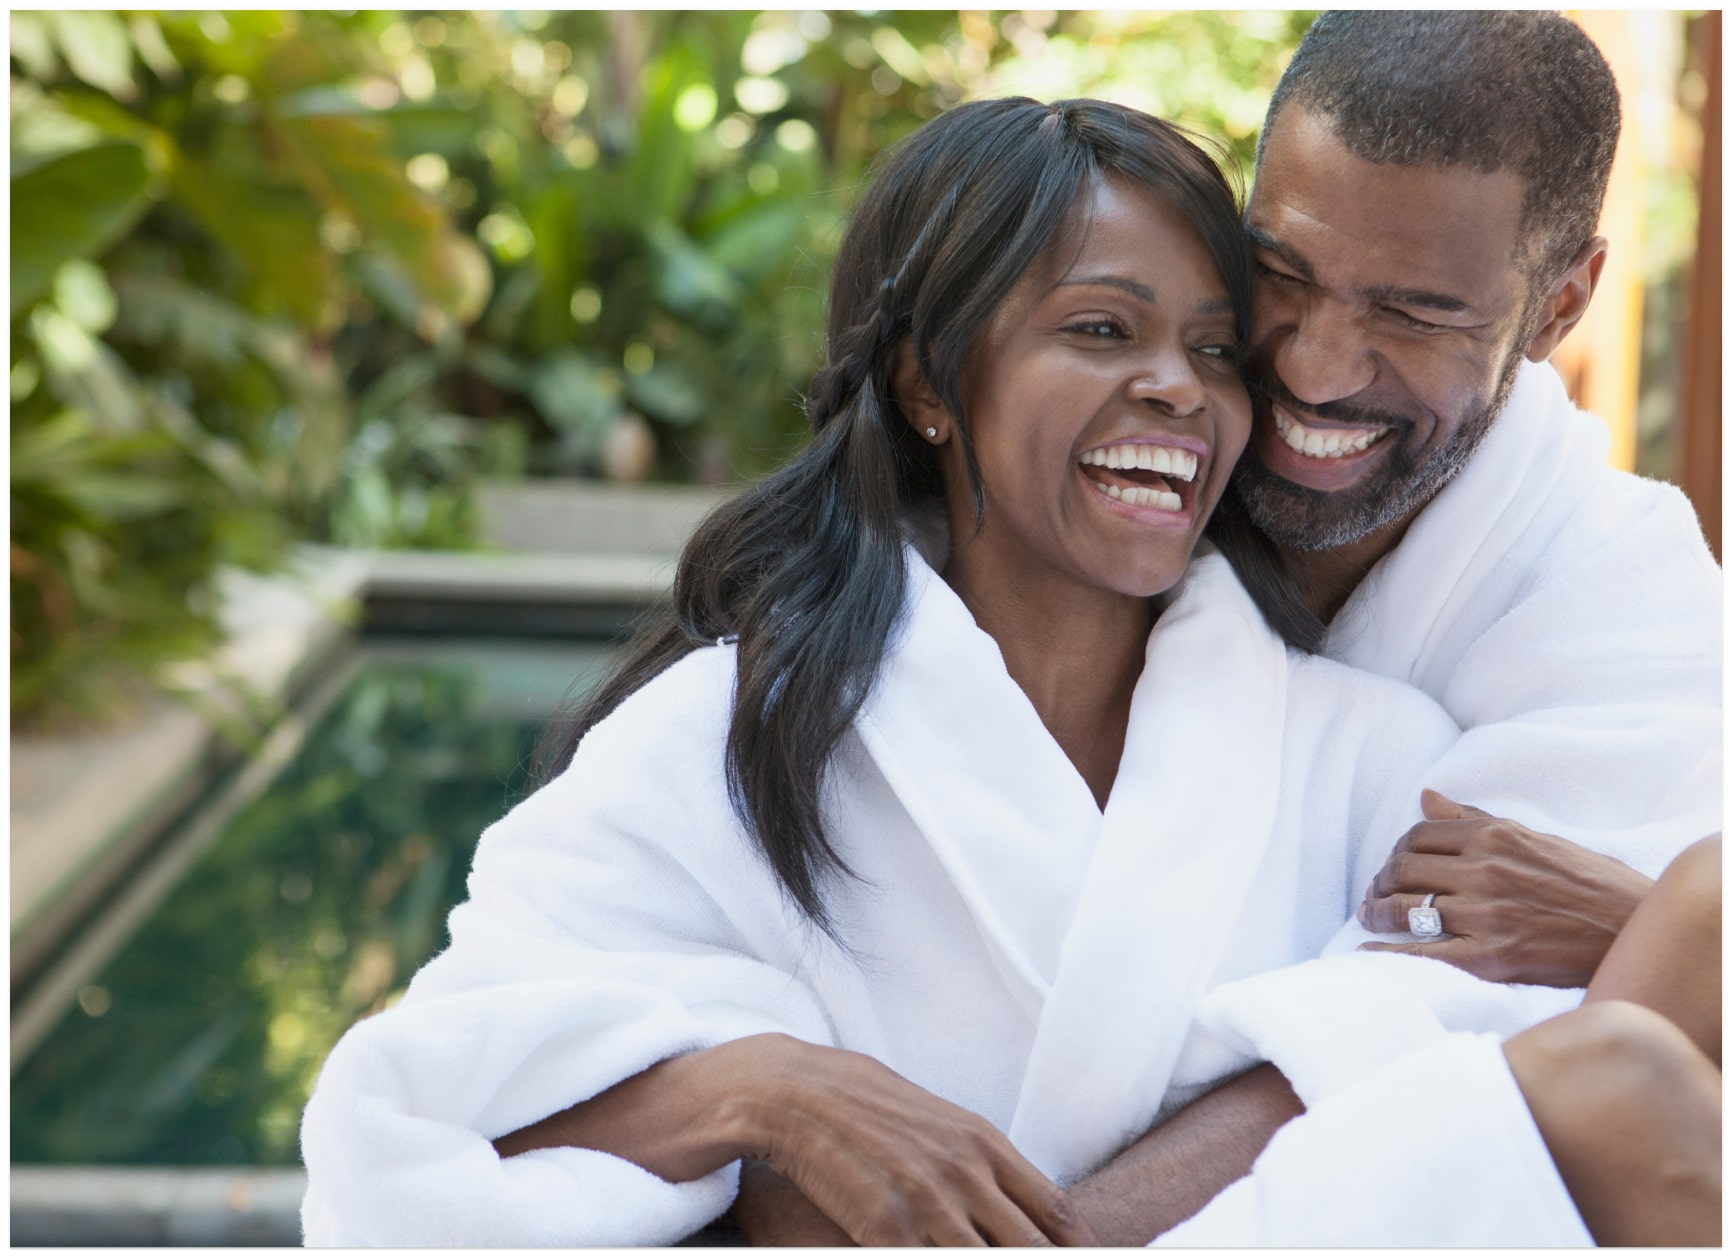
left=1249, top=107, right=1528, bottom=302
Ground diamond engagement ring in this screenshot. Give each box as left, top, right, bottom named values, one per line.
left=1408, top=893, right=1444, bottom=939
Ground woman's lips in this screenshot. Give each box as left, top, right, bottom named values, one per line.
left=1075, top=438, right=1203, bottom=520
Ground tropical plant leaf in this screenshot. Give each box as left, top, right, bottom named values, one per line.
left=10, top=141, right=156, bottom=318
left=167, top=147, right=333, bottom=329
left=624, top=363, right=706, bottom=426
left=527, top=350, right=622, bottom=445
left=274, top=112, right=491, bottom=326
left=46, top=11, right=136, bottom=99
left=646, top=221, right=743, bottom=325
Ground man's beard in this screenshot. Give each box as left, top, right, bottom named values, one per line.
left=1235, top=351, right=1525, bottom=554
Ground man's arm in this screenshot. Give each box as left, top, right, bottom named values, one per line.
left=1066, top=1063, right=1305, bottom=1245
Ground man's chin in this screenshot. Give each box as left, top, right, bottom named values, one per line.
left=1232, top=456, right=1402, bottom=553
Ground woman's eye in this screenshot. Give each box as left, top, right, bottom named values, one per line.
left=1065, top=318, right=1127, bottom=339
left=1195, top=343, right=1239, bottom=360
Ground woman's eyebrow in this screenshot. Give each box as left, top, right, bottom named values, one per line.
left=1053, top=274, right=1158, bottom=303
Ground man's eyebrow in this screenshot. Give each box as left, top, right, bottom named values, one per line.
left=1360, top=284, right=1473, bottom=314
left=1248, top=223, right=1474, bottom=314
left=1053, top=275, right=1158, bottom=303
left=1244, top=224, right=1312, bottom=278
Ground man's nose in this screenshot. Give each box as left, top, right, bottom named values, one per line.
left=1271, top=302, right=1376, bottom=407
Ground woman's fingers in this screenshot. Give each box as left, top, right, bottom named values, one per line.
left=759, top=1043, right=1095, bottom=1247
left=992, top=1152, right=1097, bottom=1245
left=1359, top=889, right=1465, bottom=936
left=1366, top=849, right=1458, bottom=901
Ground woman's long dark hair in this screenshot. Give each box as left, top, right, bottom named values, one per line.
left=537, top=98, right=1320, bottom=934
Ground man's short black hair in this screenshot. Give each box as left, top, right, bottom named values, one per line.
left=1261, top=10, right=1621, bottom=283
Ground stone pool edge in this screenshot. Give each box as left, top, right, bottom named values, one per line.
left=10, top=545, right=679, bottom=980
left=10, top=1166, right=309, bottom=1246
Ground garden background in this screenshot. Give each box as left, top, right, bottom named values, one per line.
left=11, top=9, right=1721, bottom=728
left=8, top=9, right=1722, bottom=1240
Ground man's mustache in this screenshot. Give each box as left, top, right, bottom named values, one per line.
left=1249, top=372, right=1415, bottom=434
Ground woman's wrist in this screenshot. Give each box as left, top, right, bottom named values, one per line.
left=710, top=1032, right=815, bottom=1164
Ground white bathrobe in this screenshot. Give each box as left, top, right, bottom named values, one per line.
left=1149, top=360, right=1719, bottom=1246
left=302, top=549, right=1585, bottom=1246
left=1327, top=357, right=1721, bottom=871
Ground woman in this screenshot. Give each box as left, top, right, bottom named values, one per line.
left=298, top=98, right=1666, bottom=1246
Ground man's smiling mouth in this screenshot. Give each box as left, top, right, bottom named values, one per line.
left=1271, top=405, right=1392, bottom=460
left=1077, top=441, right=1198, bottom=511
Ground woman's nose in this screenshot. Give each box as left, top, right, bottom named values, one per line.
left=1127, top=350, right=1207, bottom=416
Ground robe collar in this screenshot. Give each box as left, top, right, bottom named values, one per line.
left=855, top=544, right=1291, bottom=1178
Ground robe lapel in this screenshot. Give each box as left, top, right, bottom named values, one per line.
left=1007, top=551, right=1291, bottom=1182
left=855, top=552, right=1103, bottom=1015
left=1328, top=362, right=1595, bottom=688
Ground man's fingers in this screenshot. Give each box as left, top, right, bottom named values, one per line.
left=1420, top=788, right=1489, bottom=822
left=1359, top=890, right=1463, bottom=936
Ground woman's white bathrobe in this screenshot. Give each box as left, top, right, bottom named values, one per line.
left=299, top=550, right=1583, bottom=1247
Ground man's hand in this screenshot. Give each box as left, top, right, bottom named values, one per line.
left=1357, top=789, right=1653, bottom=986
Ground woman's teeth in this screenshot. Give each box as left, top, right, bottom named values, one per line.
left=1078, top=443, right=1198, bottom=481
left=1272, top=407, right=1390, bottom=459
left=1089, top=477, right=1181, bottom=512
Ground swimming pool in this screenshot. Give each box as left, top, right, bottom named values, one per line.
left=11, top=637, right=617, bottom=1168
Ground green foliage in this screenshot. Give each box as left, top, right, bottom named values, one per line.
left=10, top=9, right=1319, bottom=724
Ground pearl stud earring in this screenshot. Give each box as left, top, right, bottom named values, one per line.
left=925, top=427, right=938, bottom=439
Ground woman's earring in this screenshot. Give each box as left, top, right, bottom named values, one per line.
left=925, top=427, right=938, bottom=439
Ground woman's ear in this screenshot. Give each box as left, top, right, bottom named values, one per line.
left=891, top=339, right=949, bottom=444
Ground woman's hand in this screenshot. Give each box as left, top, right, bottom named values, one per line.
left=1356, top=789, right=1653, bottom=987
left=493, top=1031, right=1093, bottom=1246
left=732, top=1035, right=1096, bottom=1247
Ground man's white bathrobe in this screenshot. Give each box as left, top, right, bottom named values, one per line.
left=1327, top=358, right=1721, bottom=873
left=298, top=548, right=1583, bottom=1246
left=1149, top=360, right=1721, bottom=1246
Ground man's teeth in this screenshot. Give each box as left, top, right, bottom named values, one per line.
left=1089, top=478, right=1181, bottom=512
left=1272, top=407, right=1389, bottom=459
left=1078, top=443, right=1198, bottom=481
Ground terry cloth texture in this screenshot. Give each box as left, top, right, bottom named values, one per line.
left=1326, top=357, right=1722, bottom=875
left=301, top=548, right=1509, bottom=1246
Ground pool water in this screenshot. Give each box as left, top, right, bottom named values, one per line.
left=11, top=638, right=617, bottom=1167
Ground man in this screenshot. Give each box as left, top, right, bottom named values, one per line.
left=735, top=10, right=1720, bottom=1244
left=1067, top=10, right=1722, bottom=1245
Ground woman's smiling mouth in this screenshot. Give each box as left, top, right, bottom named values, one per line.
left=1077, top=440, right=1201, bottom=514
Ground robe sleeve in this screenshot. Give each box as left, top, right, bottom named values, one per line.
left=299, top=648, right=835, bottom=1246
left=1419, top=479, right=1720, bottom=876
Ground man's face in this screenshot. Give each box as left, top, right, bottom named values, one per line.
left=1238, top=105, right=1543, bottom=553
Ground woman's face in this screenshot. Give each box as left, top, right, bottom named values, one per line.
left=944, top=175, right=1251, bottom=602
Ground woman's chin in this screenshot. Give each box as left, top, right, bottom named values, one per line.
left=1081, top=550, right=1192, bottom=602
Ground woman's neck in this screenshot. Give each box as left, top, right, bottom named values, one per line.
left=942, top=550, right=1153, bottom=811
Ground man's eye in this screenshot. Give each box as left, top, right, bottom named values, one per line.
left=1386, top=308, right=1450, bottom=334
left=1255, top=262, right=1306, bottom=288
